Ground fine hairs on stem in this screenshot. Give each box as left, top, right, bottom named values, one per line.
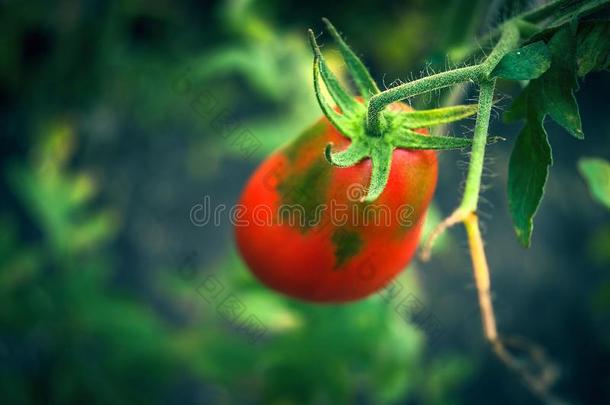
left=392, top=21, right=563, bottom=404
left=311, top=2, right=609, bottom=401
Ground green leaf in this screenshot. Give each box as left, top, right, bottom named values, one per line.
left=322, top=18, right=380, bottom=100
left=522, top=0, right=610, bottom=47
left=491, top=41, right=551, bottom=80
left=504, top=27, right=583, bottom=139
left=578, top=157, right=610, bottom=210
left=394, top=104, right=479, bottom=129
left=541, top=27, right=583, bottom=139
left=503, top=86, right=529, bottom=123
left=576, top=21, right=610, bottom=76
left=503, top=26, right=590, bottom=246
left=508, top=104, right=552, bottom=248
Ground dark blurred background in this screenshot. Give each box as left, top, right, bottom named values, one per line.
left=1, top=0, right=609, bottom=404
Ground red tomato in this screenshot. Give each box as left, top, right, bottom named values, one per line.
left=235, top=103, right=437, bottom=302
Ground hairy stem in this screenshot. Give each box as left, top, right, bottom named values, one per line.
left=460, top=79, right=495, bottom=211
left=419, top=24, right=517, bottom=260
left=420, top=22, right=518, bottom=256
left=458, top=22, right=518, bottom=210
left=366, top=65, right=483, bottom=135
left=366, top=23, right=519, bottom=136
left=415, top=20, right=568, bottom=404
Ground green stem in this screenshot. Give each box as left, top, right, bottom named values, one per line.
left=422, top=23, right=520, bottom=259
left=460, top=79, right=496, bottom=211
left=366, top=22, right=519, bottom=137
left=460, top=24, right=519, bottom=211
left=480, top=23, right=520, bottom=76
left=366, top=65, right=483, bottom=136
left=413, top=4, right=603, bottom=403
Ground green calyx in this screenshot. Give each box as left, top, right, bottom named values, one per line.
left=307, top=20, right=483, bottom=202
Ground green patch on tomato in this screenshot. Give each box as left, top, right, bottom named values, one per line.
left=276, top=155, right=330, bottom=232
left=331, top=229, right=363, bottom=268
left=282, top=120, right=325, bottom=162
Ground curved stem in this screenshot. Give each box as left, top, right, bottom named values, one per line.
left=465, top=212, right=564, bottom=405
left=366, top=23, right=519, bottom=136
left=421, top=23, right=518, bottom=255
left=366, top=65, right=483, bottom=136
left=420, top=207, right=466, bottom=261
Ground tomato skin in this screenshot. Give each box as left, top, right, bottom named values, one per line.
left=235, top=104, right=437, bottom=302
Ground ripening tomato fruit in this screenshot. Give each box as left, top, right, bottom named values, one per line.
left=235, top=103, right=437, bottom=302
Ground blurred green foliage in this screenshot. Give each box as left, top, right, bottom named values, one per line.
left=580, top=156, right=610, bottom=358
left=579, top=157, right=610, bottom=210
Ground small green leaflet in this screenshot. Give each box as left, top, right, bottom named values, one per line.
left=505, top=28, right=583, bottom=137
left=508, top=103, right=552, bottom=247
left=505, top=26, right=582, bottom=247
left=578, top=157, right=610, bottom=210
left=576, top=21, right=610, bottom=76
left=541, top=27, right=583, bottom=139
left=491, top=41, right=551, bottom=80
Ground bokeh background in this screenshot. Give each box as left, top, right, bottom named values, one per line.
left=1, top=0, right=609, bottom=404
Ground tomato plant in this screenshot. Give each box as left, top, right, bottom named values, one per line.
left=236, top=0, right=610, bottom=402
